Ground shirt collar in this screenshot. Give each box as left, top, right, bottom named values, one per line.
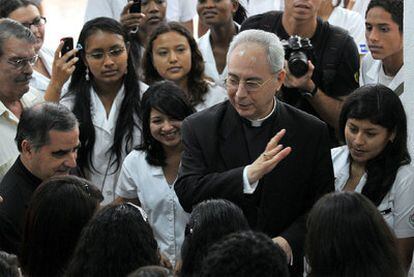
left=246, top=97, right=277, bottom=127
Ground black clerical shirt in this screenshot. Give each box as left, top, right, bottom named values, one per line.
left=0, top=157, right=42, bottom=255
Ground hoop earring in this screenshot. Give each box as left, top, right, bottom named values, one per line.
left=85, top=67, right=90, bottom=81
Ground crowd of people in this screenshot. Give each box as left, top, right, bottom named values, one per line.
left=0, top=0, right=412, bottom=276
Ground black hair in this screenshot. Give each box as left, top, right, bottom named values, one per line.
left=15, top=102, right=78, bottom=151
left=143, top=22, right=208, bottom=108
left=233, top=0, right=247, bottom=25
left=65, top=203, right=160, bottom=277
left=128, top=265, right=174, bottom=277
left=138, top=80, right=194, bottom=166
left=67, top=17, right=142, bottom=174
left=19, top=176, right=103, bottom=277
left=0, top=0, right=40, bottom=18
left=366, top=0, right=403, bottom=32
left=339, top=84, right=410, bottom=206
left=200, top=231, right=289, bottom=277
left=180, top=199, right=250, bottom=277
left=306, top=192, right=405, bottom=277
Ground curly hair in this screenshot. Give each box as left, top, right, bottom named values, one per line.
left=366, top=0, right=403, bottom=32
left=200, top=231, right=289, bottom=277
left=65, top=203, right=160, bottom=277
left=142, top=22, right=208, bottom=107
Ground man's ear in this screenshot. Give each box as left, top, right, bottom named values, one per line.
left=277, top=69, right=286, bottom=83
left=21, top=139, right=34, bottom=157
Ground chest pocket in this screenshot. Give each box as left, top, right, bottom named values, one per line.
left=378, top=193, right=394, bottom=229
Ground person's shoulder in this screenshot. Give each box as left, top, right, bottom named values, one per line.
left=123, top=149, right=146, bottom=168
left=395, top=163, right=414, bottom=181
left=185, top=101, right=229, bottom=125
left=241, top=11, right=283, bottom=31
left=278, top=101, right=326, bottom=128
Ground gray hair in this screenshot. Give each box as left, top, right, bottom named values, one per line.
left=0, top=18, right=36, bottom=57
left=15, top=103, right=79, bottom=151
left=227, top=29, right=285, bottom=74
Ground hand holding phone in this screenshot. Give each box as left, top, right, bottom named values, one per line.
left=129, top=0, right=141, bottom=13
left=60, top=37, right=74, bottom=57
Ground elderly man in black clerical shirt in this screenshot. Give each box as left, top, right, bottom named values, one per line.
left=0, top=103, right=80, bottom=255
left=241, top=0, right=359, bottom=145
left=174, top=29, right=334, bottom=276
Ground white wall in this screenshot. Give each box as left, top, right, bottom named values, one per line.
left=403, top=0, right=414, bottom=160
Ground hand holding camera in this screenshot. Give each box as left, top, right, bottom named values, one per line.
left=120, top=0, right=145, bottom=33
left=50, top=37, right=79, bottom=90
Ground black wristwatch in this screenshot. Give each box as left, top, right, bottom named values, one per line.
left=300, top=85, right=318, bottom=98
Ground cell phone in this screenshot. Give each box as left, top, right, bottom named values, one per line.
left=129, top=0, right=141, bottom=13
left=61, top=37, right=74, bottom=57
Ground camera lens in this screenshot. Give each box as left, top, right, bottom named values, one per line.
left=288, top=51, right=308, bottom=77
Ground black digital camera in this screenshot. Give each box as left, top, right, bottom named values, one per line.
left=282, top=35, right=313, bottom=78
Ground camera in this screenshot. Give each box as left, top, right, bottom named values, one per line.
left=282, top=35, right=313, bottom=78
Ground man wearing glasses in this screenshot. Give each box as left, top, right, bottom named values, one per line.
left=175, top=30, right=334, bottom=277
left=0, top=19, right=43, bottom=181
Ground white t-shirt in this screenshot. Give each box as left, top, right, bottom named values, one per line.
left=0, top=88, right=43, bottom=181
left=197, top=24, right=239, bottom=87
left=84, top=0, right=196, bottom=22
left=194, top=82, right=227, bottom=111
left=332, top=146, right=414, bottom=239
left=116, top=150, right=189, bottom=266
left=328, top=6, right=367, bottom=54
left=60, top=83, right=147, bottom=204
left=360, top=52, right=404, bottom=91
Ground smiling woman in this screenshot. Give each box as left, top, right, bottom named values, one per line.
left=116, top=81, right=194, bottom=267
left=332, top=84, right=414, bottom=270
left=143, top=22, right=227, bottom=111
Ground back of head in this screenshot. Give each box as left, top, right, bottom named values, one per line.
left=200, top=231, right=289, bottom=277
left=180, top=199, right=250, bottom=277
left=15, top=102, right=78, bottom=152
left=228, top=29, right=285, bottom=74
left=0, top=18, right=35, bottom=58
left=306, top=192, right=404, bottom=277
left=366, top=0, right=403, bottom=32
left=20, top=176, right=103, bottom=277
left=65, top=203, right=160, bottom=277
left=128, top=266, right=174, bottom=277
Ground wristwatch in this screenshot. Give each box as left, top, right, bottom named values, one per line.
left=300, top=85, right=318, bottom=98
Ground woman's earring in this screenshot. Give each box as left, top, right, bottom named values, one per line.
left=85, top=67, right=90, bottom=81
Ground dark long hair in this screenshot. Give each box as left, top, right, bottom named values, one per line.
left=0, top=0, right=40, bottom=17
left=20, top=176, right=103, bottom=277
left=142, top=22, right=208, bottom=107
left=138, top=81, right=194, bottom=166
left=339, top=84, right=410, bottom=206
left=67, top=17, right=142, bottom=174
left=180, top=199, right=250, bottom=277
left=65, top=203, right=160, bottom=277
left=306, top=192, right=404, bottom=277
left=233, top=0, right=247, bottom=25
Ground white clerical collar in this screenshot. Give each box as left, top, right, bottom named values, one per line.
left=248, top=98, right=277, bottom=127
